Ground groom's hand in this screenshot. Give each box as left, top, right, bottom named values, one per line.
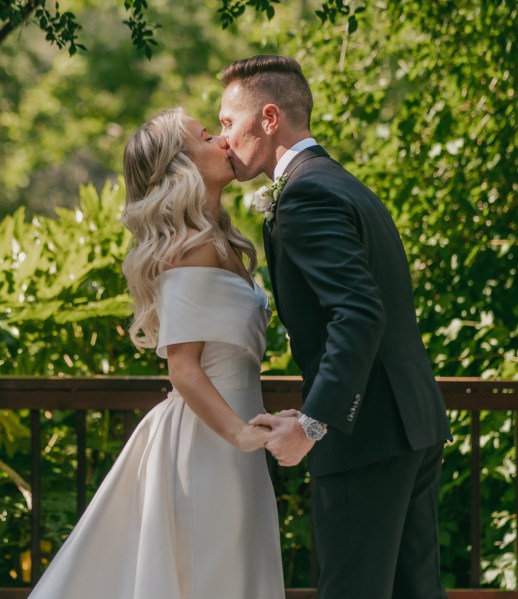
left=249, top=414, right=315, bottom=467
left=276, top=409, right=301, bottom=418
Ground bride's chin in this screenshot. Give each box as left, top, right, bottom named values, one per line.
left=223, top=167, right=236, bottom=185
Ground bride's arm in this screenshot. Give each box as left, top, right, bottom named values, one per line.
left=167, top=341, right=270, bottom=451
left=164, top=234, right=269, bottom=450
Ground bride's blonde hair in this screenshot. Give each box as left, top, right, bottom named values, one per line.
left=122, top=107, right=257, bottom=350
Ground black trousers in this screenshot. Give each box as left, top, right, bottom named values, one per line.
left=313, top=442, right=448, bottom=599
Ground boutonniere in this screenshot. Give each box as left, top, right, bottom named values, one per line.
left=252, top=174, right=288, bottom=221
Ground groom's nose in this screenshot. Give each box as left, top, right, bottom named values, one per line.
left=220, top=128, right=231, bottom=145
left=216, top=135, right=229, bottom=149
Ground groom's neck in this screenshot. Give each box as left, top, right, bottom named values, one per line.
left=268, top=129, right=312, bottom=177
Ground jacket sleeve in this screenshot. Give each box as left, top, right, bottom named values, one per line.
left=276, top=176, right=387, bottom=433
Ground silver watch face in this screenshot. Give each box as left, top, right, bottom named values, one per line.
left=304, top=420, right=324, bottom=440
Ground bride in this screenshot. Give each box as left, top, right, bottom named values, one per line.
left=29, top=108, right=285, bottom=598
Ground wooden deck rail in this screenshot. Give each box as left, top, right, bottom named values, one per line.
left=0, top=375, right=517, bottom=598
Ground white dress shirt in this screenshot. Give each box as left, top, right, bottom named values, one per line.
left=273, top=137, right=317, bottom=180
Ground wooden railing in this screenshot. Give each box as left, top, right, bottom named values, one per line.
left=0, top=376, right=517, bottom=599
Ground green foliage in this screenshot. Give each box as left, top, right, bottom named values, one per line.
left=0, top=0, right=157, bottom=57
left=0, top=0, right=364, bottom=52
left=276, top=0, right=517, bottom=381
left=0, top=0, right=262, bottom=217
left=0, top=1, right=84, bottom=54
left=123, top=0, right=159, bottom=60
left=0, top=180, right=145, bottom=376
left=34, top=1, right=85, bottom=56
left=0, top=411, right=30, bottom=457
left=271, top=462, right=312, bottom=586
left=218, top=0, right=280, bottom=29
left=0, top=0, right=516, bottom=590
left=217, top=0, right=365, bottom=29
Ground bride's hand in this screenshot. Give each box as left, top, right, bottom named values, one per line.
left=234, top=424, right=271, bottom=452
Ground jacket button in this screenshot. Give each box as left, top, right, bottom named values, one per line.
left=355, top=393, right=361, bottom=400
left=347, top=414, right=354, bottom=422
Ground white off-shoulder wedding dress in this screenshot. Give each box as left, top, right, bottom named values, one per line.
left=29, top=267, right=285, bottom=599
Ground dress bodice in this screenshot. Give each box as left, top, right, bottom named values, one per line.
left=156, top=267, right=270, bottom=370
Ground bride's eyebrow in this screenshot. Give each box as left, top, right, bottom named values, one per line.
left=200, top=128, right=208, bottom=138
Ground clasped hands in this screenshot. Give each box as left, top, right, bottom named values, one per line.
left=240, top=409, right=315, bottom=467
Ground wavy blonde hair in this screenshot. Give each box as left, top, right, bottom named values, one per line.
left=122, top=107, right=257, bottom=350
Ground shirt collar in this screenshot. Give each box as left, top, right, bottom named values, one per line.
left=273, top=137, right=317, bottom=181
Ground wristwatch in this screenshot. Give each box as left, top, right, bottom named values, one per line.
left=298, top=414, right=328, bottom=441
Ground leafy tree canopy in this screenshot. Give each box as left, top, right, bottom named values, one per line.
left=0, top=0, right=365, bottom=57
left=0, top=0, right=516, bottom=589
left=0, top=0, right=158, bottom=57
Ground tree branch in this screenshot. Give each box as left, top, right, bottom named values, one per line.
left=0, top=458, right=32, bottom=510
left=0, top=0, right=39, bottom=45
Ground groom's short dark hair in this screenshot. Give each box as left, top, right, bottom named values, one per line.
left=220, top=55, right=313, bottom=128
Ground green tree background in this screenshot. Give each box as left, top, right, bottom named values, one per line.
left=0, top=0, right=516, bottom=590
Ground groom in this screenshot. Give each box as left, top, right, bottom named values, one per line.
left=219, top=55, right=451, bottom=598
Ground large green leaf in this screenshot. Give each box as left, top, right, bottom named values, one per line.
left=55, top=295, right=132, bottom=323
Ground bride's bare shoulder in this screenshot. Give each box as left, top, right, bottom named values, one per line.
left=165, top=230, right=221, bottom=270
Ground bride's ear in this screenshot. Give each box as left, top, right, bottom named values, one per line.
left=262, top=103, right=281, bottom=136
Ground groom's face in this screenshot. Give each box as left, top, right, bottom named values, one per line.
left=219, top=82, right=269, bottom=182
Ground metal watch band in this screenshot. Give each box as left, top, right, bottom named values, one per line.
left=298, top=413, right=328, bottom=441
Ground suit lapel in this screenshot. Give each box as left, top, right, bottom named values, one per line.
left=262, top=219, right=280, bottom=311
left=269, top=145, right=329, bottom=229
left=281, top=144, right=329, bottom=181
left=262, top=145, right=329, bottom=324
left=263, top=219, right=272, bottom=268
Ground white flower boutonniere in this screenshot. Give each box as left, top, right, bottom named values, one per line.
left=252, top=174, right=288, bottom=221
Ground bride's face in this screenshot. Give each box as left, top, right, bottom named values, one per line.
left=183, top=116, right=235, bottom=190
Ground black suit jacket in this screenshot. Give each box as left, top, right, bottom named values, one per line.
left=263, top=146, right=451, bottom=476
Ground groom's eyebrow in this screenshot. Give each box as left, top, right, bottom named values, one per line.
left=200, top=128, right=208, bottom=138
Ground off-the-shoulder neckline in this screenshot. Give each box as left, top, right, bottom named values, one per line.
left=160, top=266, right=255, bottom=291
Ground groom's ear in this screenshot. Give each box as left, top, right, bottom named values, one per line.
left=262, top=103, right=281, bottom=136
